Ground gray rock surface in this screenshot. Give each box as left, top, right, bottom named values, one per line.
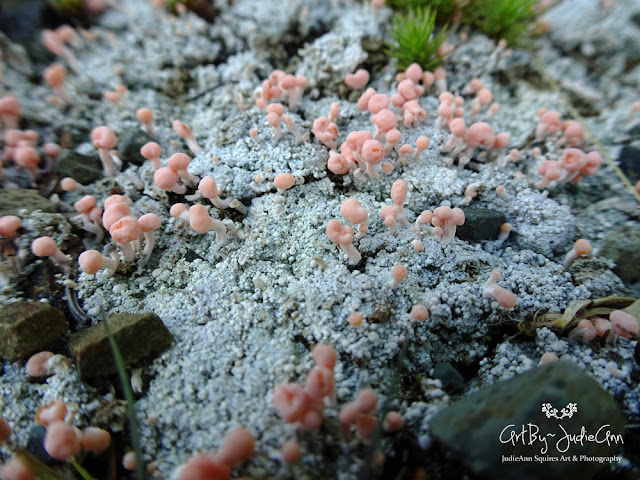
left=431, top=361, right=626, bottom=479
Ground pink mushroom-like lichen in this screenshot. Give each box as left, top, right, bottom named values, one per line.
left=326, top=219, right=361, bottom=264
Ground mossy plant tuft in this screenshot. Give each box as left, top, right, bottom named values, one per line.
left=385, top=6, right=449, bottom=71
left=385, top=0, right=543, bottom=70
left=463, top=0, right=540, bottom=47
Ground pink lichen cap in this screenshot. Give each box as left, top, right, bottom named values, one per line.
left=312, top=116, right=338, bottom=148
left=14, top=146, right=40, bottom=171
left=109, top=216, right=141, bottom=244
left=368, top=93, right=389, bottom=114
left=535, top=110, right=562, bottom=141
left=405, top=63, right=423, bottom=83
left=559, top=148, right=587, bottom=173
left=139, top=213, right=161, bottom=263
left=482, top=269, right=517, bottom=309
left=0, top=216, right=22, bottom=238
left=189, top=205, right=213, bottom=234
left=389, top=264, right=408, bottom=289
left=304, top=366, right=334, bottom=399
left=167, top=152, right=194, bottom=181
left=582, top=151, right=602, bottom=176
left=102, top=202, right=130, bottom=231
left=74, top=195, right=97, bottom=215
left=339, top=402, right=360, bottom=425
left=415, top=136, right=430, bottom=158
left=340, top=198, right=368, bottom=225
left=0, top=95, right=21, bottom=129
left=173, top=120, right=202, bottom=154
left=384, top=128, right=402, bottom=154
left=266, top=103, right=285, bottom=116
left=391, top=179, right=408, bottom=207
left=539, top=352, right=559, bottom=365
left=390, top=179, right=410, bottom=226
left=326, top=219, right=361, bottom=264
left=535, top=160, right=563, bottom=188
left=154, top=167, right=186, bottom=194
left=281, top=440, right=302, bottom=463
left=174, top=453, right=231, bottom=480
left=361, top=139, right=384, bottom=179
left=274, top=173, right=295, bottom=193
left=355, top=388, right=377, bottom=414
left=1, top=456, right=35, bottom=480
left=345, top=131, right=373, bottom=164
left=328, top=152, right=350, bottom=175
left=464, top=122, right=495, bottom=149
left=362, top=139, right=384, bottom=165
left=559, top=120, right=585, bottom=147
left=78, top=250, right=107, bottom=274
left=139, top=213, right=161, bottom=232
left=136, top=108, right=153, bottom=130
left=476, top=88, right=492, bottom=106
left=172, top=120, right=192, bottom=139
left=358, top=88, right=377, bottom=111
left=31, top=237, right=69, bottom=269
left=214, top=427, right=255, bottom=468
left=80, top=427, right=111, bottom=453
left=326, top=219, right=353, bottom=246
left=410, top=305, right=429, bottom=321
left=43, top=421, right=83, bottom=460
left=140, top=142, right=162, bottom=170
left=563, top=238, right=591, bottom=270
left=371, top=109, right=397, bottom=137
left=403, top=100, right=426, bottom=126
left=609, top=310, right=639, bottom=338
left=431, top=206, right=465, bottom=244
left=345, top=69, right=370, bottom=89
left=493, top=131, right=511, bottom=150
left=311, top=344, right=337, bottom=370
left=26, top=351, right=54, bottom=377
left=91, top=126, right=116, bottom=150
left=397, top=79, right=418, bottom=101
left=273, top=383, right=307, bottom=423
left=170, top=203, right=188, bottom=220
left=44, top=63, right=66, bottom=88
left=568, top=319, right=597, bottom=343
left=380, top=205, right=398, bottom=234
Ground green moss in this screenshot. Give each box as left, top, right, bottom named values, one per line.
left=385, top=6, right=449, bottom=71
left=388, top=0, right=457, bottom=24
left=461, top=0, right=539, bottom=47
left=48, top=0, right=85, bottom=15
left=385, top=0, right=541, bottom=62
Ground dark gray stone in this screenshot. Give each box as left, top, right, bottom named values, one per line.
left=54, top=149, right=103, bottom=185
left=599, top=227, right=640, bottom=283
left=0, top=188, right=57, bottom=217
left=69, top=312, right=173, bottom=379
left=0, top=302, right=67, bottom=360
left=433, top=362, right=465, bottom=394
left=616, top=145, right=640, bottom=181
left=456, top=208, right=506, bottom=242
left=431, top=361, right=625, bottom=479
left=119, top=129, right=156, bottom=167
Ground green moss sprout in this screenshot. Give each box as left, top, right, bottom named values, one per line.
left=385, top=6, right=449, bottom=71
left=385, top=0, right=542, bottom=67
left=388, top=0, right=458, bottom=24
left=48, top=0, right=85, bottom=14
left=462, top=0, right=540, bottom=47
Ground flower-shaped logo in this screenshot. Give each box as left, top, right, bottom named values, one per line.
left=542, top=403, right=577, bottom=420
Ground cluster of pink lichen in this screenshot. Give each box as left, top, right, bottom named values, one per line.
left=1, top=1, right=639, bottom=478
